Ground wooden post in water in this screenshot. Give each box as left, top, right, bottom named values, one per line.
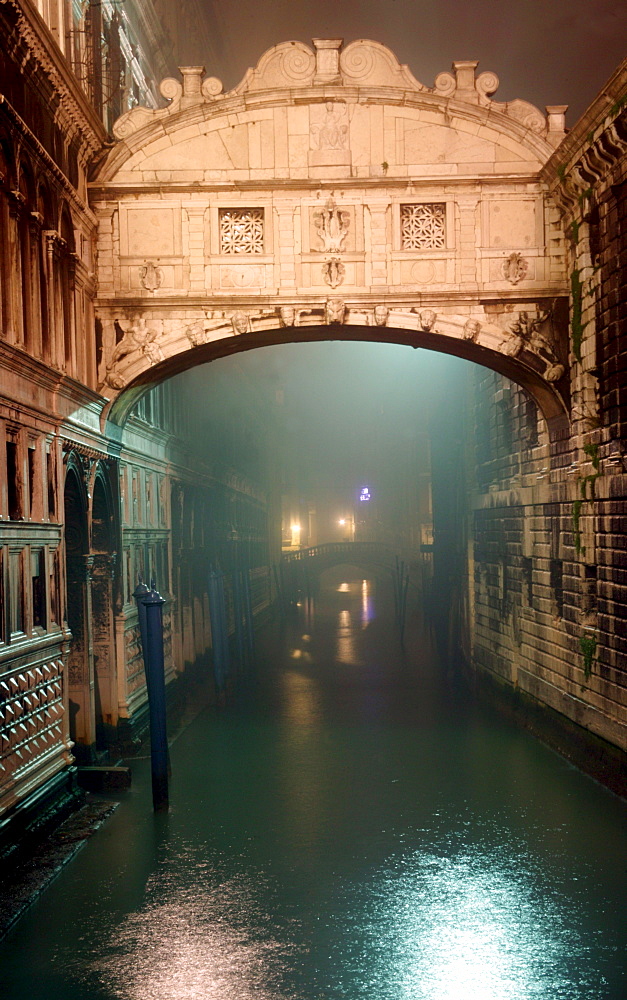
left=142, top=583, right=169, bottom=813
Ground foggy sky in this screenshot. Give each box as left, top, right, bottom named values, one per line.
left=188, top=0, right=626, bottom=127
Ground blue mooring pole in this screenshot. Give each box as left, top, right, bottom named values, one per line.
left=142, top=583, right=169, bottom=813
left=133, top=576, right=150, bottom=690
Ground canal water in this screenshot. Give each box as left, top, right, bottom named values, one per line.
left=1, top=570, right=626, bottom=1000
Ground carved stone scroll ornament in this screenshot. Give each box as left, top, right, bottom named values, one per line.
left=502, top=252, right=529, bottom=285
left=140, top=261, right=163, bottom=291
left=322, top=257, right=345, bottom=288
left=325, top=298, right=346, bottom=325
left=313, top=196, right=350, bottom=252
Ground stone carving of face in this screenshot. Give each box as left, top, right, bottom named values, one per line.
left=419, top=309, right=437, bottom=332
left=374, top=305, right=389, bottom=327
left=462, top=319, right=481, bottom=342
left=232, top=311, right=249, bottom=335
left=279, top=306, right=296, bottom=328
left=325, top=298, right=346, bottom=324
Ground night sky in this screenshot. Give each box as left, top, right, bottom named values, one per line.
left=188, top=0, right=626, bottom=128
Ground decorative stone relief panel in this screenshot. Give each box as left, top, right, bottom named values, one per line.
left=219, top=265, right=267, bottom=289
left=398, top=259, right=448, bottom=285
left=483, top=199, right=539, bottom=249
left=119, top=205, right=182, bottom=258
left=307, top=201, right=356, bottom=253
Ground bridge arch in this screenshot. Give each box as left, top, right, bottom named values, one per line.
left=90, top=37, right=571, bottom=437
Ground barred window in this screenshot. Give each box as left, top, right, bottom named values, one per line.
left=400, top=203, right=446, bottom=250
left=219, top=208, right=264, bottom=254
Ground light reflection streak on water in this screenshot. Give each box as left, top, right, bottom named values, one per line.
left=335, top=849, right=596, bottom=1000
left=337, top=607, right=360, bottom=664
left=361, top=578, right=373, bottom=627
left=92, top=884, right=298, bottom=1000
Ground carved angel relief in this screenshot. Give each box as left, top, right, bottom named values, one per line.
left=105, top=317, right=165, bottom=388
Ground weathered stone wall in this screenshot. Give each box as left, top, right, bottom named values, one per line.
left=469, top=64, right=627, bottom=755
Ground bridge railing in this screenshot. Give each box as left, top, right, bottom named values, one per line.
left=282, top=541, right=405, bottom=564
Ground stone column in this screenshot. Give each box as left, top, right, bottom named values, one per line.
left=274, top=203, right=298, bottom=290
left=66, top=553, right=97, bottom=755
left=91, top=553, right=117, bottom=743
left=365, top=201, right=390, bottom=287
left=7, top=190, right=25, bottom=345
left=456, top=194, right=481, bottom=288
left=28, top=212, right=43, bottom=357
left=185, top=206, right=206, bottom=292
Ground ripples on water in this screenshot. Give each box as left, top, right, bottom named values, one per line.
left=1, top=575, right=625, bottom=999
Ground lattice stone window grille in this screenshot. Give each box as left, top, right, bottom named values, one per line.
left=219, top=208, right=264, bottom=254
left=400, top=203, right=446, bottom=250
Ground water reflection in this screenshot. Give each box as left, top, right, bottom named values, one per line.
left=337, top=607, right=359, bottom=665
left=340, top=849, right=588, bottom=999
left=94, top=884, right=297, bottom=1000
left=361, top=578, right=373, bottom=628
left=1, top=569, right=625, bottom=1000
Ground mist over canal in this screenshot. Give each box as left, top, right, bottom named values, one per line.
left=1, top=568, right=626, bottom=1000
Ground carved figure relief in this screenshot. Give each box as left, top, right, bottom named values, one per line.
left=310, top=102, right=349, bottom=150
left=325, top=298, right=346, bottom=325
left=373, top=305, right=389, bottom=327
left=462, top=319, right=481, bottom=342
left=139, top=261, right=164, bottom=291
left=419, top=309, right=438, bottom=332
left=279, top=306, right=298, bottom=327
left=231, top=311, right=251, bottom=335
left=498, top=310, right=565, bottom=381
left=105, top=317, right=165, bottom=387
left=313, top=197, right=350, bottom=253
left=185, top=314, right=213, bottom=346
left=502, top=252, right=529, bottom=284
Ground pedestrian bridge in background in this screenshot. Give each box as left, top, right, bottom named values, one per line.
left=281, top=541, right=416, bottom=587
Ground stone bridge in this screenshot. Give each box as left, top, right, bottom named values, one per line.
left=91, top=38, right=571, bottom=433
left=281, top=542, right=413, bottom=597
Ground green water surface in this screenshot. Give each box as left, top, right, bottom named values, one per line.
left=1, top=574, right=626, bottom=999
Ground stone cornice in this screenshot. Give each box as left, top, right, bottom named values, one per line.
left=0, top=96, right=97, bottom=224
left=89, top=172, right=545, bottom=199
left=541, top=58, right=627, bottom=218
left=1, top=0, right=107, bottom=154
left=0, top=342, right=105, bottom=414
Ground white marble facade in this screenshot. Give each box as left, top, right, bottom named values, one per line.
left=91, top=39, right=569, bottom=424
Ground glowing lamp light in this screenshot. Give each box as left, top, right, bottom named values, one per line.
left=339, top=518, right=346, bottom=525
left=291, top=523, right=301, bottom=532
